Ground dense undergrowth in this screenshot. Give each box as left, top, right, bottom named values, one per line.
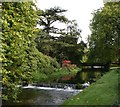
left=31, top=67, right=80, bottom=83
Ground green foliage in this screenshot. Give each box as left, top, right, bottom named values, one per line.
left=1, top=1, right=85, bottom=103
left=27, top=47, right=60, bottom=83
left=88, top=2, right=120, bottom=63
left=1, top=2, right=37, bottom=100
left=38, top=6, right=68, bottom=35
left=65, top=20, right=81, bottom=38
left=2, top=1, right=60, bottom=101
left=32, top=72, right=48, bottom=82
left=62, top=69, right=119, bottom=105
left=36, top=7, right=86, bottom=65
left=32, top=67, right=80, bottom=83
left=36, top=31, right=86, bottom=65
left=76, top=83, right=82, bottom=89
left=2, top=2, right=38, bottom=100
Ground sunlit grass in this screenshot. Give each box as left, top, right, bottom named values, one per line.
left=62, top=69, right=119, bottom=106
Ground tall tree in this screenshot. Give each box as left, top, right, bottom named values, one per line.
left=88, top=2, right=120, bottom=63
left=37, top=6, right=68, bottom=35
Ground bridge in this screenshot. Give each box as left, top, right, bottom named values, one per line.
left=80, top=63, right=110, bottom=71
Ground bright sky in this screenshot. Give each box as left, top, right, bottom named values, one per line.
left=35, top=0, right=104, bottom=42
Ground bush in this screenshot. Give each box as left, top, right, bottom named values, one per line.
left=76, top=83, right=83, bottom=89
left=32, top=72, right=48, bottom=82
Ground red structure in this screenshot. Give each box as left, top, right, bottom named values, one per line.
left=62, top=60, right=71, bottom=67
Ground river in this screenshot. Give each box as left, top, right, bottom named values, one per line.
left=3, top=85, right=82, bottom=106
left=3, top=68, right=105, bottom=106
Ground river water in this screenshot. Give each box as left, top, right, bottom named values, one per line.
left=4, top=85, right=82, bottom=106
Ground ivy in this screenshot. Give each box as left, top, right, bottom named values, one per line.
left=2, top=1, right=59, bottom=101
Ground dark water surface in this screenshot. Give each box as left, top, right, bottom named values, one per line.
left=4, top=86, right=81, bottom=106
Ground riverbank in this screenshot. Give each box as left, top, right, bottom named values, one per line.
left=61, top=68, right=119, bottom=106
left=32, top=67, right=81, bottom=83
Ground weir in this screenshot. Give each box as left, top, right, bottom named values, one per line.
left=32, top=83, right=77, bottom=89
left=22, top=84, right=82, bottom=92
left=81, top=63, right=110, bottom=71
left=4, top=84, right=83, bottom=106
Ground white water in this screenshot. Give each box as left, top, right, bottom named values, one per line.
left=12, top=84, right=83, bottom=105
left=22, top=85, right=83, bottom=92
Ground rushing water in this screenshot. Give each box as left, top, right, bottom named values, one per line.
left=4, top=85, right=82, bottom=106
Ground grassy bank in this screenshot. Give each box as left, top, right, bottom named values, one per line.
left=62, top=68, right=119, bottom=106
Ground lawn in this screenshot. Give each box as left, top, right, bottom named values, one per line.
left=61, top=68, right=119, bottom=106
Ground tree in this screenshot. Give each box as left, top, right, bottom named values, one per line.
left=58, top=20, right=81, bottom=44
left=2, top=1, right=60, bottom=101
left=1, top=1, right=60, bottom=101
left=36, top=19, right=84, bottom=65
left=1, top=1, right=39, bottom=100
left=37, top=6, right=68, bottom=35
left=66, top=20, right=81, bottom=37
left=88, top=2, right=120, bottom=63
left=36, top=7, right=69, bottom=58
left=36, top=6, right=86, bottom=66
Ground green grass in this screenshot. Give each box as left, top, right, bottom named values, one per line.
left=61, top=69, right=119, bottom=106
left=110, top=67, right=120, bottom=69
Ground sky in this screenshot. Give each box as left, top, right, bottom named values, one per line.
left=35, top=0, right=104, bottom=43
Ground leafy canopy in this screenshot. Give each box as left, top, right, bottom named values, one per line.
left=88, top=2, right=120, bottom=63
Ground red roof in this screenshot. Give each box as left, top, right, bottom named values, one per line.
left=62, top=60, right=71, bottom=63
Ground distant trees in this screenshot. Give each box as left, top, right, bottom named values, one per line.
left=36, top=7, right=85, bottom=65
left=60, top=20, right=81, bottom=44
left=88, top=2, right=120, bottom=63
left=66, top=20, right=81, bottom=38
